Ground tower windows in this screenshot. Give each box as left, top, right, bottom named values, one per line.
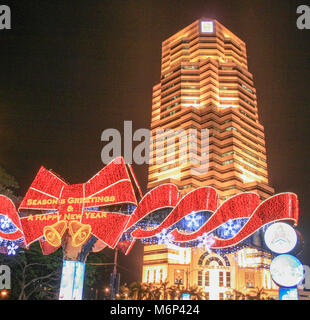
left=198, top=270, right=203, bottom=286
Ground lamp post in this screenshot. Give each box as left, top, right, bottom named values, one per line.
left=104, top=287, right=110, bottom=300
left=110, top=249, right=120, bottom=300
left=185, top=267, right=203, bottom=291
left=86, top=250, right=120, bottom=300
left=181, top=267, right=206, bottom=300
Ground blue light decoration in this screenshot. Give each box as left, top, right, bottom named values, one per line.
left=138, top=211, right=212, bottom=247
left=136, top=212, right=253, bottom=251
left=59, top=260, right=86, bottom=300
left=156, top=229, right=174, bottom=245
left=185, top=212, right=202, bottom=228
left=181, top=292, right=191, bottom=300
left=279, top=287, right=299, bottom=300
left=212, top=243, right=248, bottom=256
left=0, top=214, right=21, bottom=256
left=223, top=219, right=241, bottom=238
left=197, top=233, right=215, bottom=252
left=180, top=211, right=211, bottom=232
left=0, top=216, right=11, bottom=229
left=0, top=215, right=17, bottom=233
left=215, top=218, right=247, bottom=240
left=7, top=243, right=19, bottom=256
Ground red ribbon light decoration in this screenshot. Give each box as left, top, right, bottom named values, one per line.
left=0, top=157, right=300, bottom=256
left=121, top=190, right=298, bottom=254
left=170, top=192, right=261, bottom=242
left=211, top=193, right=298, bottom=248
left=131, top=186, right=218, bottom=239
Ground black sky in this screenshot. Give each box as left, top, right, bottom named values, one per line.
left=0, top=0, right=309, bottom=274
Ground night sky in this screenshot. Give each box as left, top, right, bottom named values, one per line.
left=0, top=0, right=309, bottom=278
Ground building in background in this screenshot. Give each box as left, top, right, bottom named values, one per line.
left=142, top=19, right=278, bottom=300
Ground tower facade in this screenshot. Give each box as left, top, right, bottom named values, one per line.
left=143, top=19, right=278, bottom=300
left=148, top=19, right=274, bottom=201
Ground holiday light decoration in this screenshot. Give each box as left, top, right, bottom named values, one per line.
left=0, top=197, right=25, bottom=256
left=0, top=156, right=301, bottom=299
left=1, top=216, right=11, bottom=229
left=270, top=254, right=304, bottom=287
left=7, top=243, right=18, bottom=256
left=197, top=233, right=215, bottom=251
left=0, top=166, right=299, bottom=255
left=18, top=157, right=142, bottom=252
left=156, top=229, right=174, bottom=245
left=221, top=219, right=242, bottom=239
left=264, top=222, right=298, bottom=254
left=0, top=157, right=143, bottom=299
left=0, top=196, right=24, bottom=242
left=185, top=212, right=202, bottom=228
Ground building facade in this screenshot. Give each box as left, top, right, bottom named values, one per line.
left=143, top=19, right=278, bottom=299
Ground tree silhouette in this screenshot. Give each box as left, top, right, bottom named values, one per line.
left=246, top=287, right=268, bottom=300
left=128, top=281, right=148, bottom=300
left=0, top=242, right=63, bottom=299
left=0, top=166, right=21, bottom=203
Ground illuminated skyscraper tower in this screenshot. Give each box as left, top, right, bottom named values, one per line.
left=148, top=19, right=274, bottom=201
left=143, top=19, right=278, bottom=300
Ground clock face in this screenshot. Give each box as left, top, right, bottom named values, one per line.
left=201, top=21, right=214, bottom=33
left=270, top=254, right=304, bottom=288
left=264, top=222, right=297, bottom=254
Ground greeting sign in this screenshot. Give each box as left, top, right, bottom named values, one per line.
left=0, top=157, right=299, bottom=256
left=17, top=157, right=142, bottom=254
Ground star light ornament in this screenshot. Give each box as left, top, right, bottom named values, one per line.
left=185, top=212, right=202, bottom=229
left=0, top=216, right=11, bottom=230
left=7, top=243, right=18, bottom=256
left=198, top=233, right=215, bottom=252
left=156, top=229, right=174, bottom=245
left=222, top=219, right=241, bottom=238
left=0, top=215, right=20, bottom=255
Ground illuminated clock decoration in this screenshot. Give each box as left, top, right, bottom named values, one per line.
left=270, top=254, right=304, bottom=287
left=264, top=222, right=297, bottom=254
